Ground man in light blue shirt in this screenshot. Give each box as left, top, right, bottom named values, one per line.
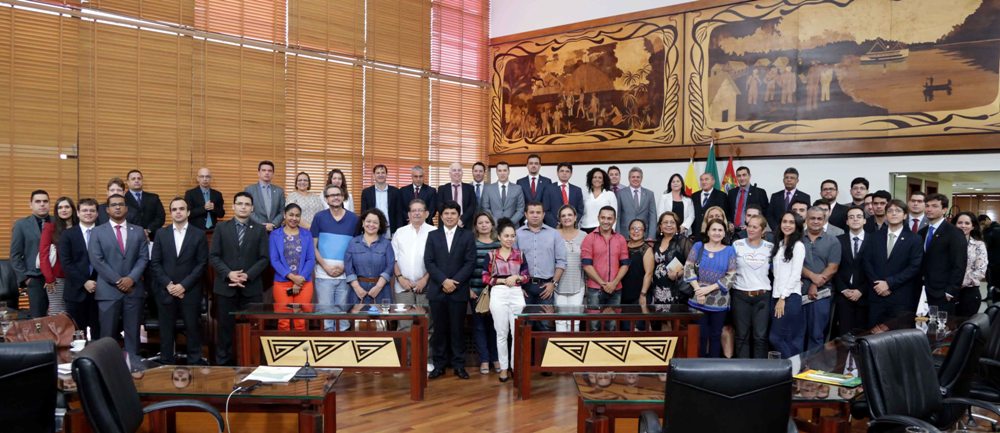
left=516, top=201, right=567, bottom=331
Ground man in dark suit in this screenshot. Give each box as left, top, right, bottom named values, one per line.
left=766, top=167, right=810, bottom=231
left=209, top=192, right=270, bottom=365
left=516, top=154, right=552, bottom=208
left=424, top=201, right=476, bottom=380
left=9, top=189, right=50, bottom=318
left=918, top=193, right=968, bottom=313
left=360, top=163, right=404, bottom=235
left=438, top=162, right=476, bottom=228
left=864, top=199, right=923, bottom=326
left=906, top=191, right=929, bottom=234
left=543, top=162, right=583, bottom=227
left=727, top=166, right=768, bottom=230
left=471, top=161, right=488, bottom=210
left=150, top=197, right=209, bottom=365
left=820, top=179, right=849, bottom=232
left=691, top=172, right=728, bottom=239
left=245, top=160, right=285, bottom=233
left=184, top=167, right=225, bottom=231
left=124, top=169, right=166, bottom=241
left=59, top=198, right=101, bottom=336
left=864, top=190, right=891, bottom=233
left=399, top=165, right=437, bottom=225
left=983, top=215, right=1000, bottom=289
left=88, top=194, right=149, bottom=362
left=833, top=206, right=869, bottom=335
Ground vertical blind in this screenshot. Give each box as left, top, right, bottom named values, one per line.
left=0, top=0, right=487, bottom=251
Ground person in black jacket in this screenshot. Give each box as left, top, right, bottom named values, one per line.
left=918, top=193, right=968, bottom=314
left=58, top=198, right=100, bottom=336
left=727, top=166, right=768, bottom=229
left=833, top=205, right=869, bottom=334
left=766, top=168, right=810, bottom=231
left=360, top=164, right=405, bottom=235
left=184, top=167, right=225, bottom=232
left=864, top=200, right=923, bottom=325
left=425, top=201, right=476, bottom=380
left=124, top=169, right=166, bottom=241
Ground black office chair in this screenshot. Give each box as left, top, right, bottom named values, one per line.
left=0, top=340, right=57, bottom=433
left=638, top=358, right=797, bottom=433
left=71, top=337, right=224, bottom=433
left=986, top=305, right=1000, bottom=324
left=856, top=329, right=1000, bottom=432
left=0, top=260, right=20, bottom=308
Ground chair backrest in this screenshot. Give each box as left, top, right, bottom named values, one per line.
left=985, top=305, right=1000, bottom=324
left=663, top=358, right=792, bottom=433
left=0, top=260, right=19, bottom=307
left=71, top=337, right=145, bottom=433
left=938, top=313, right=990, bottom=397
left=0, top=340, right=57, bottom=433
left=857, top=329, right=943, bottom=420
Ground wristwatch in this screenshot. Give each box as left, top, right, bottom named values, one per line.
left=553, top=281, right=560, bottom=288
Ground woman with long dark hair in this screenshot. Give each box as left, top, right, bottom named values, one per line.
left=657, top=173, right=694, bottom=236
left=580, top=167, right=617, bottom=233
left=326, top=169, right=355, bottom=212
left=40, top=196, right=78, bottom=315
left=953, top=211, right=987, bottom=316
left=768, top=212, right=806, bottom=358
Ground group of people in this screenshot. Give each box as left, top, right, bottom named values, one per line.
left=8, top=155, right=999, bottom=376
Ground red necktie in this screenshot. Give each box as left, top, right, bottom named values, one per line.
left=115, top=225, right=126, bottom=254
left=561, top=184, right=568, bottom=205
left=911, top=218, right=919, bottom=233
left=531, top=177, right=536, bottom=196
left=735, top=188, right=747, bottom=227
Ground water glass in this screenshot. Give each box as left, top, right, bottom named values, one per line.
left=937, top=311, right=948, bottom=328
left=927, top=305, right=939, bottom=320
left=71, top=330, right=87, bottom=351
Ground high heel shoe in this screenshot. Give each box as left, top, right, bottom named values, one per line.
left=498, top=370, right=510, bottom=383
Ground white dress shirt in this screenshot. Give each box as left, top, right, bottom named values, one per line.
left=391, top=223, right=437, bottom=293
left=111, top=221, right=129, bottom=248
left=581, top=190, right=618, bottom=229
left=80, top=223, right=95, bottom=249
left=172, top=223, right=188, bottom=257
left=772, top=241, right=805, bottom=299
left=444, top=225, right=457, bottom=251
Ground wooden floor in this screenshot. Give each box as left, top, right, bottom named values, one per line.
left=140, top=372, right=997, bottom=433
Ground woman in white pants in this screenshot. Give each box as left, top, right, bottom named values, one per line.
left=485, top=218, right=530, bottom=382
left=556, top=205, right=586, bottom=331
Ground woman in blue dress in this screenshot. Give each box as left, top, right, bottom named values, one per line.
left=684, top=218, right=737, bottom=358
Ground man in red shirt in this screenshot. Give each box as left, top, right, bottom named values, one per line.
left=581, top=206, right=630, bottom=331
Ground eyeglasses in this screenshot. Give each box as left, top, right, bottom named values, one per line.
left=325, top=193, right=343, bottom=198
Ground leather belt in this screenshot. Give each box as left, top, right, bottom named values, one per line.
left=742, top=290, right=768, bottom=297
left=529, top=277, right=552, bottom=285
left=357, top=276, right=380, bottom=283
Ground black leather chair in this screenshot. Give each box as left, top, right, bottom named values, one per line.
left=986, top=305, right=1000, bottom=324
left=71, top=337, right=224, bottom=433
left=638, top=358, right=797, bottom=433
left=0, top=340, right=57, bottom=433
left=0, top=260, right=21, bottom=308
left=856, top=329, right=1000, bottom=432
left=938, top=313, right=991, bottom=398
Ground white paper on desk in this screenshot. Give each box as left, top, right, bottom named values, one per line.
left=916, top=286, right=930, bottom=317
left=243, top=366, right=299, bottom=383
left=666, top=257, right=683, bottom=274
left=788, top=355, right=801, bottom=376
left=800, top=288, right=832, bottom=305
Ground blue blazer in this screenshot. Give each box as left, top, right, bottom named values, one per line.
left=58, top=225, right=98, bottom=303
left=542, top=182, right=583, bottom=228
left=269, top=227, right=315, bottom=283
left=863, top=226, right=923, bottom=308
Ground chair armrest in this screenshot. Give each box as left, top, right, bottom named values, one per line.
left=638, top=410, right=662, bottom=433
left=943, top=397, right=1000, bottom=418
left=143, top=399, right=225, bottom=433
left=981, top=358, right=1000, bottom=369
left=868, top=415, right=942, bottom=433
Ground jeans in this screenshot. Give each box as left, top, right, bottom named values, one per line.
left=470, top=299, right=499, bottom=363
left=585, top=288, right=621, bottom=331
left=769, top=294, right=804, bottom=358
left=489, top=285, right=525, bottom=371
left=350, top=280, right=393, bottom=305
left=804, top=296, right=832, bottom=351
left=731, top=290, right=770, bottom=358
left=315, top=278, right=351, bottom=331
left=698, top=311, right=727, bottom=358
left=554, top=290, right=584, bottom=332
left=524, top=282, right=554, bottom=331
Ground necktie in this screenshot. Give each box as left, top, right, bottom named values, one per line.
left=531, top=177, right=536, bottom=197
left=136, top=191, right=142, bottom=203
left=633, top=188, right=639, bottom=206
left=561, top=184, right=568, bottom=205
left=453, top=184, right=461, bottom=214
left=203, top=190, right=213, bottom=229
left=785, top=190, right=792, bottom=210
left=887, top=232, right=897, bottom=258
left=735, top=188, right=747, bottom=227
left=852, top=236, right=860, bottom=258
left=262, top=185, right=272, bottom=216
left=702, top=192, right=709, bottom=207
left=475, top=183, right=481, bottom=201
left=501, top=184, right=507, bottom=204
left=613, top=185, right=619, bottom=193
left=911, top=218, right=919, bottom=233
left=415, top=185, right=420, bottom=195
left=114, top=225, right=126, bottom=254
left=924, top=225, right=936, bottom=251
left=237, top=223, right=246, bottom=247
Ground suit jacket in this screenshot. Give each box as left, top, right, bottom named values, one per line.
left=244, top=183, right=285, bottom=228
left=58, top=225, right=98, bottom=303
left=97, top=202, right=140, bottom=226
left=361, top=184, right=404, bottom=233
left=437, top=182, right=476, bottom=228
left=150, top=225, right=209, bottom=305
left=481, top=182, right=525, bottom=225
left=918, top=222, right=968, bottom=299
left=9, top=215, right=47, bottom=284
left=615, top=186, right=658, bottom=239
left=542, top=182, right=583, bottom=228
left=834, top=232, right=871, bottom=305
left=863, top=226, right=923, bottom=308
left=906, top=215, right=929, bottom=233
left=726, top=185, right=769, bottom=226
left=399, top=184, right=437, bottom=225
left=828, top=203, right=849, bottom=232
left=208, top=219, right=270, bottom=297
left=766, top=189, right=811, bottom=230
left=124, top=190, right=166, bottom=239
left=184, top=187, right=225, bottom=231
left=88, top=221, right=149, bottom=301
left=516, top=175, right=552, bottom=204
left=423, top=227, right=476, bottom=303
left=691, top=189, right=729, bottom=237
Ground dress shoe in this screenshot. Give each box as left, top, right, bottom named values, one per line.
left=428, top=368, right=446, bottom=379
left=454, top=368, right=470, bottom=379
left=498, top=371, right=510, bottom=383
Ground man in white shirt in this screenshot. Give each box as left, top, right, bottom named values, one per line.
left=392, top=199, right=437, bottom=331
left=906, top=191, right=928, bottom=233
